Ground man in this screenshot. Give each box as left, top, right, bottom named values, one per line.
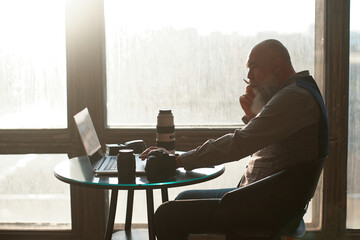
left=140, top=39, right=329, bottom=239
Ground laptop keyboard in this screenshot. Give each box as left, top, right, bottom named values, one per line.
left=104, top=156, right=117, bottom=170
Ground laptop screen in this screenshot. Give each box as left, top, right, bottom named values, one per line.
left=74, top=108, right=102, bottom=157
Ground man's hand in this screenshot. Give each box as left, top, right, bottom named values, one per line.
left=139, top=147, right=183, bottom=168
left=139, top=147, right=169, bottom=160
left=239, top=85, right=256, bottom=121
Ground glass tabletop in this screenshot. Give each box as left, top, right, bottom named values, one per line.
left=54, top=156, right=225, bottom=190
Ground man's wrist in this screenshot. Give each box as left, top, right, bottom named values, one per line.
left=242, top=115, right=250, bottom=124
left=242, top=113, right=256, bottom=123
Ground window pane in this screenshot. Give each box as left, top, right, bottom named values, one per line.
left=105, top=0, right=316, bottom=127
left=347, top=0, right=360, bottom=229
left=0, top=0, right=67, bottom=129
left=0, top=154, right=71, bottom=229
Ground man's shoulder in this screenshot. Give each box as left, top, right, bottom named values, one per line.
left=275, top=80, right=313, bottom=101
left=279, top=71, right=316, bottom=92
left=264, top=80, right=317, bottom=115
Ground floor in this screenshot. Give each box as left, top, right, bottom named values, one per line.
left=111, top=231, right=226, bottom=240
left=111, top=230, right=298, bottom=240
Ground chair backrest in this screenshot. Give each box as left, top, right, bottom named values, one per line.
left=212, top=157, right=327, bottom=233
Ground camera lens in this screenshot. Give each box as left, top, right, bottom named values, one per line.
left=156, top=110, right=175, bottom=153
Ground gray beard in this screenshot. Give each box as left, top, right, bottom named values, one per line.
left=251, top=88, right=267, bottom=115
left=251, top=75, right=280, bottom=115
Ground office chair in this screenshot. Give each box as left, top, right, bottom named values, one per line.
left=209, top=156, right=327, bottom=240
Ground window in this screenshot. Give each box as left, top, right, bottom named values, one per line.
left=0, top=0, right=69, bottom=231
left=104, top=0, right=322, bottom=229
left=0, top=154, right=71, bottom=229
left=0, top=0, right=67, bottom=129
left=104, top=0, right=316, bottom=127
left=5, top=0, right=359, bottom=238
left=347, top=0, right=360, bottom=229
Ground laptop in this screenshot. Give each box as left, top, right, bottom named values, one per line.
left=73, top=107, right=146, bottom=175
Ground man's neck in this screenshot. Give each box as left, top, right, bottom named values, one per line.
left=278, top=67, right=296, bottom=84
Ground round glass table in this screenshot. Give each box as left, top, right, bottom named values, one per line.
left=54, top=156, right=225, bottom=240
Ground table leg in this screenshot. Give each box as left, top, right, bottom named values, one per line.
left=161, top=187, right=169, bottom=203
left=146, top=189, right=156, bottom=240
left=125, top=189, right=134, bottom=231
left=105, top=189, right=118, bottom=240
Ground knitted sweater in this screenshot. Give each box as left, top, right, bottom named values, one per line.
left=180, top=71, right=328, bottom=186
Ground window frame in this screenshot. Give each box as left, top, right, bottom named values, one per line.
left=0, top=0, right=358, bottom=239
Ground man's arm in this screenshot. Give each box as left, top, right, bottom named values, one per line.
left=180, top=85, right=320, bottom=170
left=140, top=84, right=256, bottom=166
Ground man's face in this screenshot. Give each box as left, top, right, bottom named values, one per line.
left=246, top=47, right=281, bottom=114
left=246, top=46, right=275, bottom=87
left=250, top=73, right=280, bottom=114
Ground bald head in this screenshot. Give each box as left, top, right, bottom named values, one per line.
left=252, top=39, right=292, bottom=66
left=244, top=39, right=296, bottom=115
left=247, top=39, right=295, bottom=84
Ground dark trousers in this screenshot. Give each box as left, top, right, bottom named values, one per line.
left=154, top=188, right=236, bottom=240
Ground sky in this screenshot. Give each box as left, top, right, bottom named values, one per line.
left=106, top=0, right=317, bottom=36
left=351, top=0, right=360, bottom=31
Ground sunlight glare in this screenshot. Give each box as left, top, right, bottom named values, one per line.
left=105, top=0, right=314, bottom=36
left=0, top=0, right=67, bottom=129
left=0, top=0, right=65, bottom=64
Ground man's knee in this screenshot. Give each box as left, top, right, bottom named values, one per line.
left=175, top=188, right=237, bottom=200
left=175, top=190, right=198, bottom=200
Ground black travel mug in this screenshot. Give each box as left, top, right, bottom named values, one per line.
left=117, top=149, right=136, bottom=183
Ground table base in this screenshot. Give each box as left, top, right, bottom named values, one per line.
left=105, top=188, right=167, bottom=240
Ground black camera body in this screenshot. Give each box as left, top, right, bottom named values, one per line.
left=145, top=149, right=176, bottom=182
